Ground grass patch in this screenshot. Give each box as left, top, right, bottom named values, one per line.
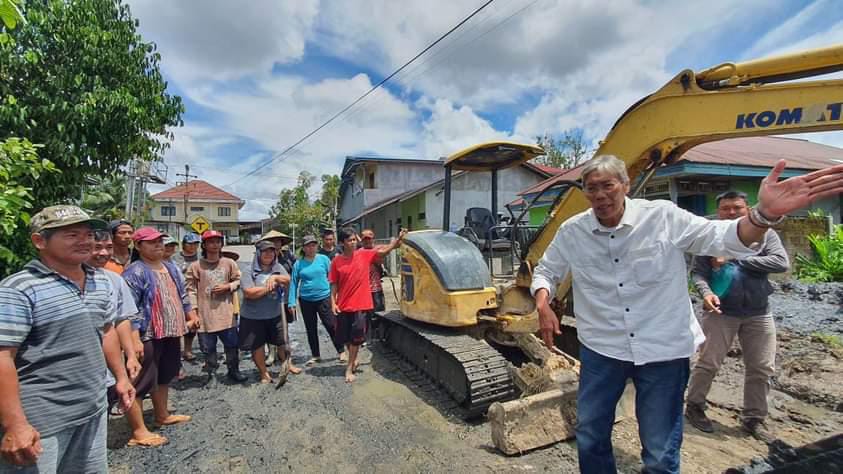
left=811, top=332, right=843, bottom=349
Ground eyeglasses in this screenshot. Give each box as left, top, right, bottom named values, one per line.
left=583, top=180, right=622, bottom=195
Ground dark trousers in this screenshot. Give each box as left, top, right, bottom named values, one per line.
left=198, top=327, right=239, bottom=354
left=299, top=298, right=343, bottom=357
left=577, top=345, right=689, bottom=474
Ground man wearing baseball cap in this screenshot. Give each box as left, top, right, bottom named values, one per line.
left=162, top=235, right=179, bottom=261
left=172, top=232, right=202, bottom=362
left=0, top=205, right=135, bottom=470
left=185, top=230, right=245, bottom=382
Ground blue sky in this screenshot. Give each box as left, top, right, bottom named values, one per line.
left=127, top=0, right=843, bottom=220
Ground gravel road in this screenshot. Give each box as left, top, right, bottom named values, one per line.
left=106, top=248, right=842, bottom=473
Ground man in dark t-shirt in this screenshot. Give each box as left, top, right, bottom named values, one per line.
left=318, top=229, right=338, bottom=260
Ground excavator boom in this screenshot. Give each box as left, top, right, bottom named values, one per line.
left=518, top=44, right=843, bottom=288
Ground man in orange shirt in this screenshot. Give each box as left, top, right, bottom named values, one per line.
left=105, top=220, right=134, bottom=274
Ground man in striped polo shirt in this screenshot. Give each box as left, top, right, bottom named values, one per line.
left=0, top=206, right=135, bottom=472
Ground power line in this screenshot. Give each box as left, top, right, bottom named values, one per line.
left=339, top=0, right=542, bottom=126
left=224, top=0, right=495, bottom=187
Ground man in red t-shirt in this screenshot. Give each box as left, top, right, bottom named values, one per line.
left=330, top=227, right=406, bottom=383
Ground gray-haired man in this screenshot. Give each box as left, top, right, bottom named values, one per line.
left=532, top=155, right=843, bottom=474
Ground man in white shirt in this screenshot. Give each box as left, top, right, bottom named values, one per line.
left=531, top=155, right=843, bottom=474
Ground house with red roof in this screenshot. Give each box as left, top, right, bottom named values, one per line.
left=148, top=180, right=245, bottom=241
left=512, top=136, right=843, bottom=225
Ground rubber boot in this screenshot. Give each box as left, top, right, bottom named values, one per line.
left=203, top=351, right=219, bottom=386
left=226, top=347, right=247, bottom=383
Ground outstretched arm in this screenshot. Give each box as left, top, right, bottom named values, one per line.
left=738, top=160, right=843, bottom=246
left=376, top=228, right=408, bottom=259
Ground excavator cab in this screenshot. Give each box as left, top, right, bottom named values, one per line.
left=442, top=141, right=545, bottom=276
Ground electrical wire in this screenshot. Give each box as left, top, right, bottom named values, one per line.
left=223, top=0, right=495, bottom=187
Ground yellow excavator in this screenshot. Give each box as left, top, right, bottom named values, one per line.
left=375, top=43, right=843, bottom=453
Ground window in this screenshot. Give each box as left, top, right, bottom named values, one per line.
left=161, top=206, right=176, bottom=217
left=218, top=207, right=231, bottom=217
left=366, top=171, right=376, bottom=189
left=190, top=206, right=205, bottom=212
left=418, top=212, right=426, bottom=220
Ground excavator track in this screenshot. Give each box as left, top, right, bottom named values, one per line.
left=376, top=311, right=518, bottom=419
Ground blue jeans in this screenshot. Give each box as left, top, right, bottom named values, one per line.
left=577, top=345, right=690, bottom=474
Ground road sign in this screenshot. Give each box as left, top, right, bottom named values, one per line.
left=191, top=216, right=210, bottom=234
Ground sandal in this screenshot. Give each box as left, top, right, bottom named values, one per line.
left=154, top=414, right=192, bottom=427
left=127, top=434, right=168, bottom=447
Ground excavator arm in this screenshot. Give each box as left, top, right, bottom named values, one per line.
left=516, top=44, right=843, bottom=290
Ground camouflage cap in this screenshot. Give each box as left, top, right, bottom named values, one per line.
left=30, top=205, right=107, bottom=234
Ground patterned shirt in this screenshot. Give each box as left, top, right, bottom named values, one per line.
left=0, top=260, right=115, bottom=437
left=122, top=260, right=191, bottom=341
left=152, top=268, right=187, bottom=338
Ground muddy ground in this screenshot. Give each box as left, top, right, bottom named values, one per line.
left=107, top=266, right=842, bottom=473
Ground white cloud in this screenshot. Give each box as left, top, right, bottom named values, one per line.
left=417, top=98, right=512, bottom=159
left=128, top=0, right=319, bottom=82
left=131, top=0, right=841, bottom=221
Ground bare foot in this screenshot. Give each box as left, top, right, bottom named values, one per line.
left=289, top=364, right=302, bottom=375
left=345, top=371, right=356, bottom=383
left=260, top=376, right=273, bottom=384
left=339, top=352, right=348, bottom=362
left=154, top=414, right=191, bottom=426
left=352, top=361, right=360, bottom=373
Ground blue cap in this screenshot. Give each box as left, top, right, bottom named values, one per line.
left=182, top=232, right=201, bottom=244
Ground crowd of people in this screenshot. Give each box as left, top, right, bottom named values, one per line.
left=2, top=155, right=840, bottom=473
left=0, top=204, right=405, bottom=471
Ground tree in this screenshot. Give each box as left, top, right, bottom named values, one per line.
left=80, top=174, right=127, bottom=221
left=535, top=129, right=592, bottom=169
left=0, top=138, right=57, bottom=271
left=319, top=174, right=341, bottom=226
left=269, top=171, right=324, bottom=237
left=269, top=171, right=342, bottom=238
left=0, top=0, right=183, bottom=276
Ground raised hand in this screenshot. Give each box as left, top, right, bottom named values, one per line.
left=757, top=160, right=843, bottom=219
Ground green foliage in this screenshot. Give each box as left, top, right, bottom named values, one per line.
left=795, top=225, right=843, bottom=282
left=535, top=129, right=591, bottom=170
left=319, top=174, right=341, bottom=226
left=811, top=332, right=843, bottom=349
left=0, top=0, right=24, bottom=29
left=0, top=0, right=183, bottom=276
left=807, top=208, right=826, bottom=219
left=80, top=174, right=126, bottom=221
left=0, top=137, right=57, bottom=272
left=270, top=171, right=341, bottom=237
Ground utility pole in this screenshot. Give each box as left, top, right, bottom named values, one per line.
left=176, top=165, right=198, bottom=239
left=290, top=223, right=297, bottom=255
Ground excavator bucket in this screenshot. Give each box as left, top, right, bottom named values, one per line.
left=489, top=380, right=636, bottom=455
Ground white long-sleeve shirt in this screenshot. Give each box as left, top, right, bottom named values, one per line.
left=531, top=198, right=757, bottom=365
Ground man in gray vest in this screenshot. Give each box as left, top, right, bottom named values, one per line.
left=685, top=191, right=789, bottom=442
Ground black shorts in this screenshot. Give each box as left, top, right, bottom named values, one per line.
left=133, top=337, right=182, bottom=399
left=371, top=290, right=385, bottom=313
left=336, top=311, right=368, bottom=347
left=239, top=317, right=284, bottom=351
